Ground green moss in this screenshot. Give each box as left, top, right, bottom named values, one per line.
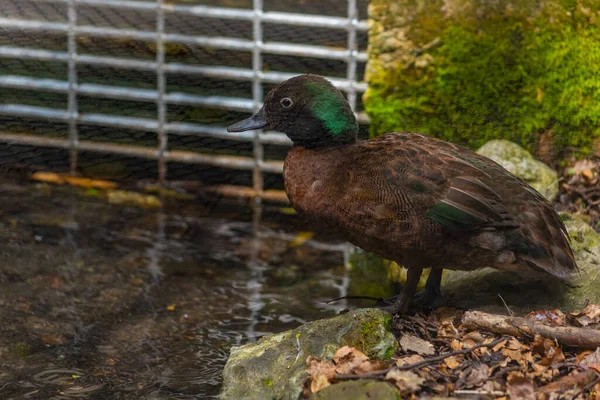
left=365, top=0, right=600, bottom=156
left=262, top=377, right=274, bottom=387
left=15, top=342, right=32, bottom=357
left=384, top=346, right=395, bottom=360
left=360, top=314, right=392, bottom=358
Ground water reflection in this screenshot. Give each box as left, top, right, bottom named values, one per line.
left=0, top=177, right=355, bottom=399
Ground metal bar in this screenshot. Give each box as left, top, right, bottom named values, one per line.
left=0, top=47, right=368, bottom=92
left=0, top=18, right=367, bottom=62
left=34, top=0, right=369, bottom=31
left=346, top=0, right=358, bottom=112
left=0, top=103, right=292, bottom=144
left=0, top=75, right=253, bottom=111
left=67, top=0, right=79, bottom=174
left=0, top=75, right=367, bottom=122
left=252, top=0, right=264, bottom=207
left=156, top=0, right=168, bottom=183
left=0, top=131, right=284, bottom=173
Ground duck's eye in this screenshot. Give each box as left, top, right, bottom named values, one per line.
left=280, top=97, right=293, bottom=108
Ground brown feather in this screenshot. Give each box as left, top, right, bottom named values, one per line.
left=284, top=132, right=577, bottom=278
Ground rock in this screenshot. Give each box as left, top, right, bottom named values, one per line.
left=219, top=308, right=397, bottom=400
left=363, top=0, right=600, bottom=158
left=476, top=140, right=559, bottom=201
left=441, top=213, right=600, bottom=314
left=311, top=380, right=400, bottom=400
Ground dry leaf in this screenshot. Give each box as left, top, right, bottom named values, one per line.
left=459, top=363, right=490, bottom=388
left=444, top=355, right=461, bottom=369
left=568, top=303, right=600, bottom=327
left=438, top=320, right=459, bottom=339
left=310, top=373, right=330, bottom=393
left=288, top=232, right=314, bottom=247
left=41, top=334, right=66, bottom=345
left=532, top=335, right=565, bottom=366
left=450, top=339, right=463, bottom=351
left=333, top=346, right=368, bottom=374
left=63, top=176, right=117, bottom=189
left=463, top=331, right=485, bottom=344
left=580, top=348, right=600, bottom=369
left=395, top=354, right=425, bottom=367
left=492, top=339, right=508, bottom=352
left=385, top=369, right=424, bottom=393
left=31, top=171, right=64, bottom=184
left=538, top=370, right=598, bottom=393
left=506, top=372, right=535, bottom=400
left=306, top=356, right=336, bottom=381
left=399, top=334, right=435, bottom=356
left=525, top=309, right=566, bottom=325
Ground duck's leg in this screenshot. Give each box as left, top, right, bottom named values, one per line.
left=413, top=268, right=443, bottom=307
left=379, top=266, right=423, bottom=315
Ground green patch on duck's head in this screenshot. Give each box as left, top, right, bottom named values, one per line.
left=305, top=80, right=358, bottom=138
left=227, top=74, right=358, bottom=149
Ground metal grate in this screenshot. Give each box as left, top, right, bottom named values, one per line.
left=0, top=0, right=369, bottom=202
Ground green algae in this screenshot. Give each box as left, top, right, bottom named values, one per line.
left=365, top=0, right=600, bottom=156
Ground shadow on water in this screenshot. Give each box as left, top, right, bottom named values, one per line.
left=0, top=176, right=355, bottom=399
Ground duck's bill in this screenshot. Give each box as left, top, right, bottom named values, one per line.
left=227, top=107, right=267, bottom=132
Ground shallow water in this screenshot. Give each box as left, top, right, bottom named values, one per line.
left=0, top=177, right=359, bottom=399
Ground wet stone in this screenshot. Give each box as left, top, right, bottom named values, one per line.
left=312, top=380, right=401, bottom=400
left=219, top=308, right=398, bottom=400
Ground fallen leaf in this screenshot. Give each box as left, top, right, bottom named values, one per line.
left=532, top=335, right=565, bottom=366
left=279, top=207, right=297, bottom=215
left=525, top=309, right=566, bottom=325
left=108, top=190, right=161, bottom=208
left=63, top=176, right=117, bottom=189
left=450, top=339, right=463, bottom=351
left=568, top=303, right=600, bottom=327
left=31, top=171, right=64, bottom=184
left=167, top=305, right=176, bottom=311
left=333, top=346, right=368, bottom=374
left=305, top=356, right=336, bottom=383
left=463, top=331, right=485, bottom=344
left=444, top=355, right=461, bottom=369
left=438, top=320, right=459, bottom=339
left=399, top=334, right=435, bottom=356
left=506, top=372, right=535, bottom=400
left=492, top=339, right=507, bottom=352
left=538, top=370, right=598, bottom=393
left=310, top=373, right=330, bottom=393
left=458, top=363, right=490, bottom=389
left=395, top=354, right=425, bottom=367
left=580, top=348, right=600, bottom=370
left=41, top=334, right=66, bottom=345
left=288, top=232, right=314, bottom=247
left=385, top=369, right=425, bottom=393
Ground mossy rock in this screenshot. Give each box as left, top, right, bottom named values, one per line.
left=476, top=139, right=559, bottom=200
left=219, top=309, right=397, bottom=400
left=364, top=0, right=600, bottom=158
left=312, top=380, right=400, bottom=400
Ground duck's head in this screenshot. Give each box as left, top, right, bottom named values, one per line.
left=227, top=74, right=358, bottom=148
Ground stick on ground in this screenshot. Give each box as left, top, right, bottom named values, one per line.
left=462, top=311, right=600, bottom=349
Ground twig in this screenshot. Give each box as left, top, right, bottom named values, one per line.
left=497, top=293, right=515, bottom=316
left=324, top=295, right=385, bottom=304
left=462, top=311, right=600, bottom=349
left=571, top=370, right=600, bottom=400
left=454, top=389, right=507, bottom=396
left=335, top=337, right=508, bottom=380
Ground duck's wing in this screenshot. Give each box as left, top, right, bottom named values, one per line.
left=372, top=132, right=577, bottom=278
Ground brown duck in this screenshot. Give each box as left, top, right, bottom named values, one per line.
left=228, top=74, right=577, bottom=314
